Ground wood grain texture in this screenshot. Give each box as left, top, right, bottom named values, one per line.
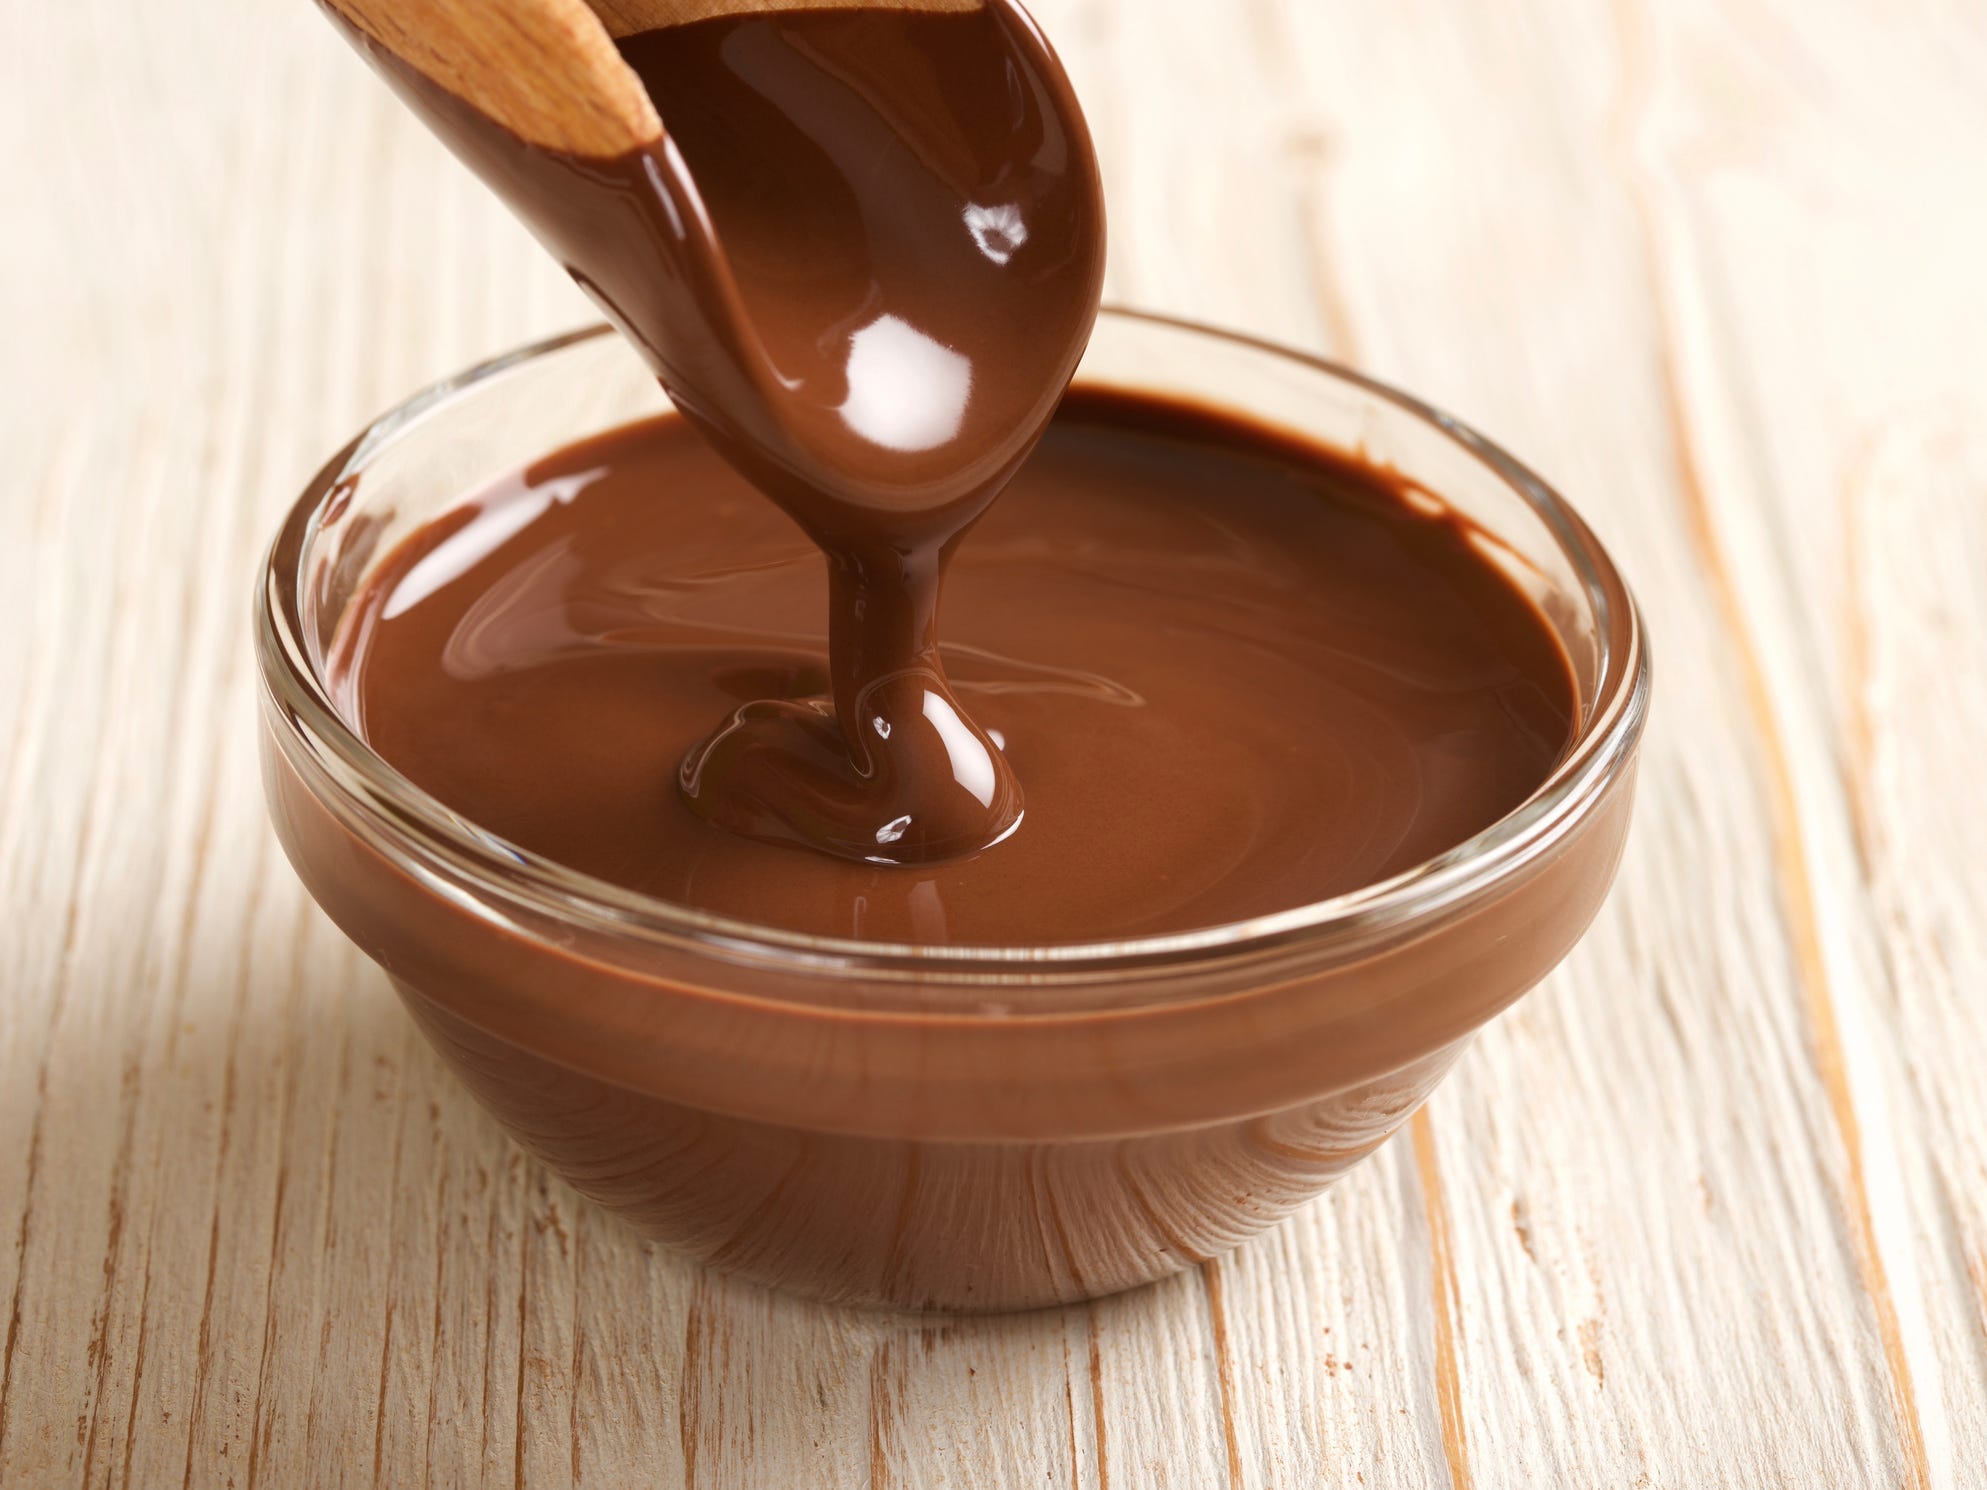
left=587, top=0, right=980, bottom=38
left=2, top=0, right=1982, bottom=1485
left=322, top=0, right=662, bottom=155
left=326, top=0, right=988, bottom=151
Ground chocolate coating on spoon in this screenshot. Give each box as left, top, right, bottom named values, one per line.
left=340, top=3, right=1106, bottom=863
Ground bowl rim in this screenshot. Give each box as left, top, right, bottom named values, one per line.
left=256, top=308, right=1651, bottom=986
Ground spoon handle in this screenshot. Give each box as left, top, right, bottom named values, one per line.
left=590, top=0, right=980, bottom=33
left=319, top=0, right=661, bottom=156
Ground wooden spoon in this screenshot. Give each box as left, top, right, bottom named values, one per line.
left=319, top=0, right=981, bottom=158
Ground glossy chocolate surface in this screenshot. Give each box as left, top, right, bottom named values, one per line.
left=332, top=391, right=1576, bottom=944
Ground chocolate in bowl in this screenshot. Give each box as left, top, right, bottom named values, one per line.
left=256, top=310, right=1649, bottom=1311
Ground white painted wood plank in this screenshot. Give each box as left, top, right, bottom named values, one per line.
left=1622, top=0, right=1987, bottom=1474
left=1264, top=0, right=1959, bottom=1481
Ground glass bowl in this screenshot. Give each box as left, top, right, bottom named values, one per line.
left=256, top=310, right=1650, bottom=1311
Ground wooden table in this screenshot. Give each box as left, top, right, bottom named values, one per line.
left=5, top=0, right=1984, bottom=1484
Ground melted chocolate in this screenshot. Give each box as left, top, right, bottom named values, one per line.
left=332, top=390, right=1577, bottom=945
left=341, top=4, right=1106, bottom=863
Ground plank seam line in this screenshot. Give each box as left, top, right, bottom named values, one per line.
left=244, top=910, right=319, bottom=1490
left=180, top=840, right=273, bottom=1490
left=105, top=643, right=234, bottom=1487
left=1087, top=1307, right=1110, bottom=1490
left=1059, top=1322, right=1081, bottom=1490
left=1199, top=1259, right=1247, bottom=1489
left=569, top=1209, right=584, bottom=1484
left=369, top=1019, right=418, bottom=1490
left=1411, top=1114, right=1475, bottom=1490
left=0, top=727, right=113, bottom=1464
